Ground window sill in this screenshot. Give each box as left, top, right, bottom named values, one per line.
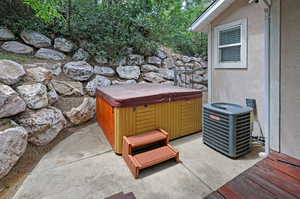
left=214, top=66, right=248, bottom=69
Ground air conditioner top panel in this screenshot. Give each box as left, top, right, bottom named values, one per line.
left=204, top=103, right=252, bottom=115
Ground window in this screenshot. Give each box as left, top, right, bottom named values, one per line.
left=214, top=19, right=247, bottom=68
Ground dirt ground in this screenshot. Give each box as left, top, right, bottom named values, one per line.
left=0, top=120, right=97, bottom=199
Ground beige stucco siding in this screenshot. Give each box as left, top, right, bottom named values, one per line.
left=280, top=0, right=300, bottom=160
left=210, top=0, right=265, bottom=136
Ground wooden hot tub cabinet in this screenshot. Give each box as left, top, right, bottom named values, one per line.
left=96, top=84, right=202, bottom=154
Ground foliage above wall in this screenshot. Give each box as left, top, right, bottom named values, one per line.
left=0, top=0, right=212, bottom=59
left=23, top=0, right=64, bottom=22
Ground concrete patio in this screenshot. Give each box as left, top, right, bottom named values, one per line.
left=12, top=123, right=263, bottom=199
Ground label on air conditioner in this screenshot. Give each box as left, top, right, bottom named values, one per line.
left=209, top=115, right=220, bottom=121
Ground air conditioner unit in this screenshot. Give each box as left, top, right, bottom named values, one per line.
left=203, top=103, right=252, bottom=158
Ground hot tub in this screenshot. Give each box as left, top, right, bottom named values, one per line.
left=96, top=83, right=202, bottom=154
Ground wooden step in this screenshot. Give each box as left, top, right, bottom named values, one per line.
left=133, top=145, right=178, bottom=169
left=123, top=192, right=136, bottom=199
left=122, top=129, right=179, bottom=178
left=125, top=129, right=167, bottom=148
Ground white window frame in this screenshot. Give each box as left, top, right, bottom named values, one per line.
left=213, top=19, right=248, bottom=69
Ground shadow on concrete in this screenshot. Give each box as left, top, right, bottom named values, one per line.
left=138, top=159, right=179, bottom=179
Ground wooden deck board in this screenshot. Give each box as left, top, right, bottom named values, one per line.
left=205, top=152, right=300, bottom=199
left=205, top=191, right=225, bottom=199
left=218, top=185, right=245, bottom=199
left=262, top=158, right=300, bottom=181
left=254, top=164, right=300, bottom=197
left=245, top=167, right=298, bottom=199
left=226, top=174, right=275, bottom=199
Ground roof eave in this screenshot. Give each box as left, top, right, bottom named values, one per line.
left=190, top=0, right=236, bottom=33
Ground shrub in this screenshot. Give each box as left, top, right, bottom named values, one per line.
left=1, top=0, right=211, bottom=59
left=68, top=0, right=167, bottom=59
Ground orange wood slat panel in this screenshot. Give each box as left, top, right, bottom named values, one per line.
left=96, top=97, right=115, bottom=147
left=115, top=106, right=136, bottom=153
left=114, top=97, right=202, bottom=154
left=97, top=96, right=202, bottom=154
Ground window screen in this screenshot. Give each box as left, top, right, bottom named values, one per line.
left=218, top=25, right=241, bottom=63
left=220, top=46, right=241, bottom=62
left=219, top=26, right=241, bottom=46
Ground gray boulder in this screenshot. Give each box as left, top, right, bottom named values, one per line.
left=147, top=56, right=162, bottom=66
left=65, top=97, right=95, bottom=125
left=193, top=62, right=203, bottom=68
left=17, top=83, right=48, bottom=109
left=182, top=56, right=192, bottom=63
left=156, top=50, right=167, bottom=59
left=0, top=119, right=27, bottom=179
left=185, top=63, right=195, bottom=69
left=0, top=60, right=26, bottom=85
left=110, top=58, right=126, bottom=67
left=143, top=72, right=165, bottom=83
left=26, top=67, right=52, bottom=84
left=24, top=63, right=62, bottom=76
left=180, top=74, right=192, bottom=84
left=16, top=107, right=66, bottom=146
left=159, top=68, right=175, bottom=80
left=1, top=41, right=33, bottom=54
left=112, top=80, right=136, bottom=85
left=47, top=83, right=59, bottom=105
left=51, top=80, right=84, bottom=97
left=116, top=65, right=140, bottom=80
left=0, top=84, right=26, bottom=118
left=194, top=69, right=206, bottom=76
left=54, top=37, right=74, bottom=53
left=191, top=74, right=204, bottom=84
left=192, top=57, right=203, bottom=63
left=72, top=48, right=90, bottom=61
left=202, top=73, right=208, bottom=82
left=63, top=61, right=93, bottom=81
left=193, top=84, right=207, bottom=91
left=42, top=63, right=62, bottom=76
left=175, top=60, right=185, bottom=67
left=180, top=74, right=193, bottom=84
left=172, top=53, right=183, bottom=61
left=86, top=75, right=111, bottom=97
left=95, top=56, right=109, bottom=65
left=128, top=54, right=144, bottom=65
left=201, top=61, right=208, bottom=69
left=35, top=48, right=66, bottom=61
left=162, top=57, right=175, bottom=69
left=141, top=64, right=159, bottom=72
left=94, top=66, right=115, bottom=77
left=0, top=27, right=15, bottom=41
left=20, top=31, right=51, bottom=48
left=177, top=66, right=186, bottom=71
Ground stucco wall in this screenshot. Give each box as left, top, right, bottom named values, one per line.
left=280, top=0, right=300, bottom=160
left=210, top=0, right=265, bottom=136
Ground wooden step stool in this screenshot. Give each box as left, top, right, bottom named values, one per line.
left=122, top=129, right=180, bottom=178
